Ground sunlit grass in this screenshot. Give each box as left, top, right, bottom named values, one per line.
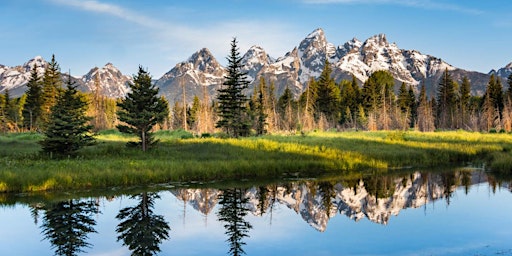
left=0, top=130, right=511, bottom=192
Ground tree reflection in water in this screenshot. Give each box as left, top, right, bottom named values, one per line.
left=217, top=188, right=253, bottom=256
left=40, top=199, right=99, bottom=256
left=116, top=192, right=170, bottom=256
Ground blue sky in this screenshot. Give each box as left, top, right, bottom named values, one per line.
left=1, top=0, right=511, bottom=78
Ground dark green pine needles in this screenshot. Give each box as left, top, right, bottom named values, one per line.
left=116, top=66, right=169, bottom=151
left=40, top=74, right=95, bottom=157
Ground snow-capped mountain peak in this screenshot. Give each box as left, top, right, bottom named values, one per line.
left=82, top=63, right=131, bottom=98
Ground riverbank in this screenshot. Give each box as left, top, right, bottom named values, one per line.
left=0, top=130, right=511, bottom=192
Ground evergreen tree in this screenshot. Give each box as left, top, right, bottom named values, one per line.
left=486, top=74, right=504, bottom=117
left=117, top=66, right=169, bottom=151
left=40, top=75, right=94, bottom=157
left=217, top=188, right=253, bottom=256
left=314, top=60, right=340, bottom=127
left=254, top=78, right=268, bottom=135
left=436, top=69, right=457, bottom=129
left=459, top=77, right=471, bottom=129
left=41, top=199, right=99, bottom=256
left=23, top=64, right=43, bottom=131
left=41, top=54, right=63, bottom=127
left=361, top=70, right=395, bottom=130
left=116, top=192, right=170, bottom=256
left=407, top=85, right=417, bottom=127
left=189, top=95, right=201, bottom=129
left=216, top=38, right=250, bottom=137
left=277, top=86, right=295, bottom=131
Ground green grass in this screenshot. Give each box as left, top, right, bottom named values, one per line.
left=0, top=130, right=511, bottom=193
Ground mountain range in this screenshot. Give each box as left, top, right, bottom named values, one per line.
left=171, top=170, right=495, bottom=232
left=1, top=28, right=510, bottom=103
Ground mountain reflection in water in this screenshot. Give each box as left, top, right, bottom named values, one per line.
left=172, top=170, right=497, bottom=231
left=2, top=169, right=511, bottom=256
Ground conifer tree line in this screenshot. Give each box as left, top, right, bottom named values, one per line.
left=2, top=48, right=512, bottom=144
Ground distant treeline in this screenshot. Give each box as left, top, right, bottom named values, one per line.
left=1, top=57, right=512, bottom=135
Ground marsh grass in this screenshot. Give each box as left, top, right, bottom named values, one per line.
left=0, top=130, right=511, bottom=192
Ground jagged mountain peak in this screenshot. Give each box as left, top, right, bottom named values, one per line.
left=365, top=33, right=388, bottom=46
left=186, top=47, right=222, bottom=73
left=493, top=61, right=512, bottom=78
left=82, top=63, right=131, bottom=98
left=241, top=45, right=275, bottom=83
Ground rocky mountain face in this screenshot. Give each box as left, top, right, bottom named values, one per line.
left=156, top=28, right=505, bottom=104
left=0, top=57, right=130, bottom=98
left=155, top=48, right=225, bottom=104
left=0, top=56, right=47, bottom=96
left=2, top=28, right=510, bottom=102
left=82, top=63, right=131, bottom=98
left=491, top=62, right=512, bottom=80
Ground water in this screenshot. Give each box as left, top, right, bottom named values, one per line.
left=1, top=169, right=511, bottom=256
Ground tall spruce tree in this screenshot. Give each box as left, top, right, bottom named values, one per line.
left=459, top=77, right=471, bottom=129
left=41, top=54, right=63, bottom=128
left=216, top=38, right=250, bottom=137
left=117, top=66, right=169, bottom=151
left=23, top=64, right=43, bottom=131
left=436, top=69, right=457, bottom=129
left=314, top=60, right=340, bottom=126
left=486, top=74, right=504, bottom=116
left=40, top=74, right=94, bottom=157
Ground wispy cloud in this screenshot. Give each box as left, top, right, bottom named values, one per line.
left=48, top=0, right=299, bottom=64
left=49, top=0, right=168, bottom=29
left=302, top=0, right=482, bottom=15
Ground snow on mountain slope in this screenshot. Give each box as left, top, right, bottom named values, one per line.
left=156, top=48, right=226, bottom=104
left=0, top=56, right=46, bottom=96
left=82, top=63, right=131, bottom=98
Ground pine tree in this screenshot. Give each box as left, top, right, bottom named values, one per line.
left=254, top=78, right=268, bottom=135
left=41, top=54, right=63, bottom=128
left=459, top=77, right=471, bottom=129
left=436, top=69, right=457, bottom=129
left=216, top=38, right=250, bottom=137
left=315, top=60, right=340, bottom=127
left=117, top=66, right=169, bottom=151
left=40, top=74, right=94, bottom=157
left=486, top=74, right=504, bottom=117
left=23, top=64, right=43, bottom=131
left=278, top=86, right=295, bottom=131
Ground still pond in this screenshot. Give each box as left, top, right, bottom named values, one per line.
left=1, top=169, right=512, bottom=255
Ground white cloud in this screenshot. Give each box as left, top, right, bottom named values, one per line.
left=48, top=0, right=300, bottom=69
left=302, top=0, right=482, bottom=15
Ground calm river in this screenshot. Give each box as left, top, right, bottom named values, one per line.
left=1, top=169, right=511, bottom=255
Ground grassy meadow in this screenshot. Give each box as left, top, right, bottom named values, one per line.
left=0, top=129, right=511, bottom=193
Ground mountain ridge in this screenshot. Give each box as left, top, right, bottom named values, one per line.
left=1, top=28, right=510, bottom=102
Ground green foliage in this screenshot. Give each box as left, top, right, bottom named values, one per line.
left=361, top=70, right=394, bottom=113
left=314, top=60, right=341, bottom=123
left=116, top=192, right=170, bottom=256
left=41, top=54, right=63, bottom=128
left=436, top=69, right=458, bottom=129
left=41, top=199, right=98, bottom=256
left=216, top=38, right=251, bottom=138
left=117, top=66, right=169, bottom=151
left=40, top=76, right=95, bottom=158
left=23, top=64, right=43, bottom=131
left=218, top=188, right=253, bottom=256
